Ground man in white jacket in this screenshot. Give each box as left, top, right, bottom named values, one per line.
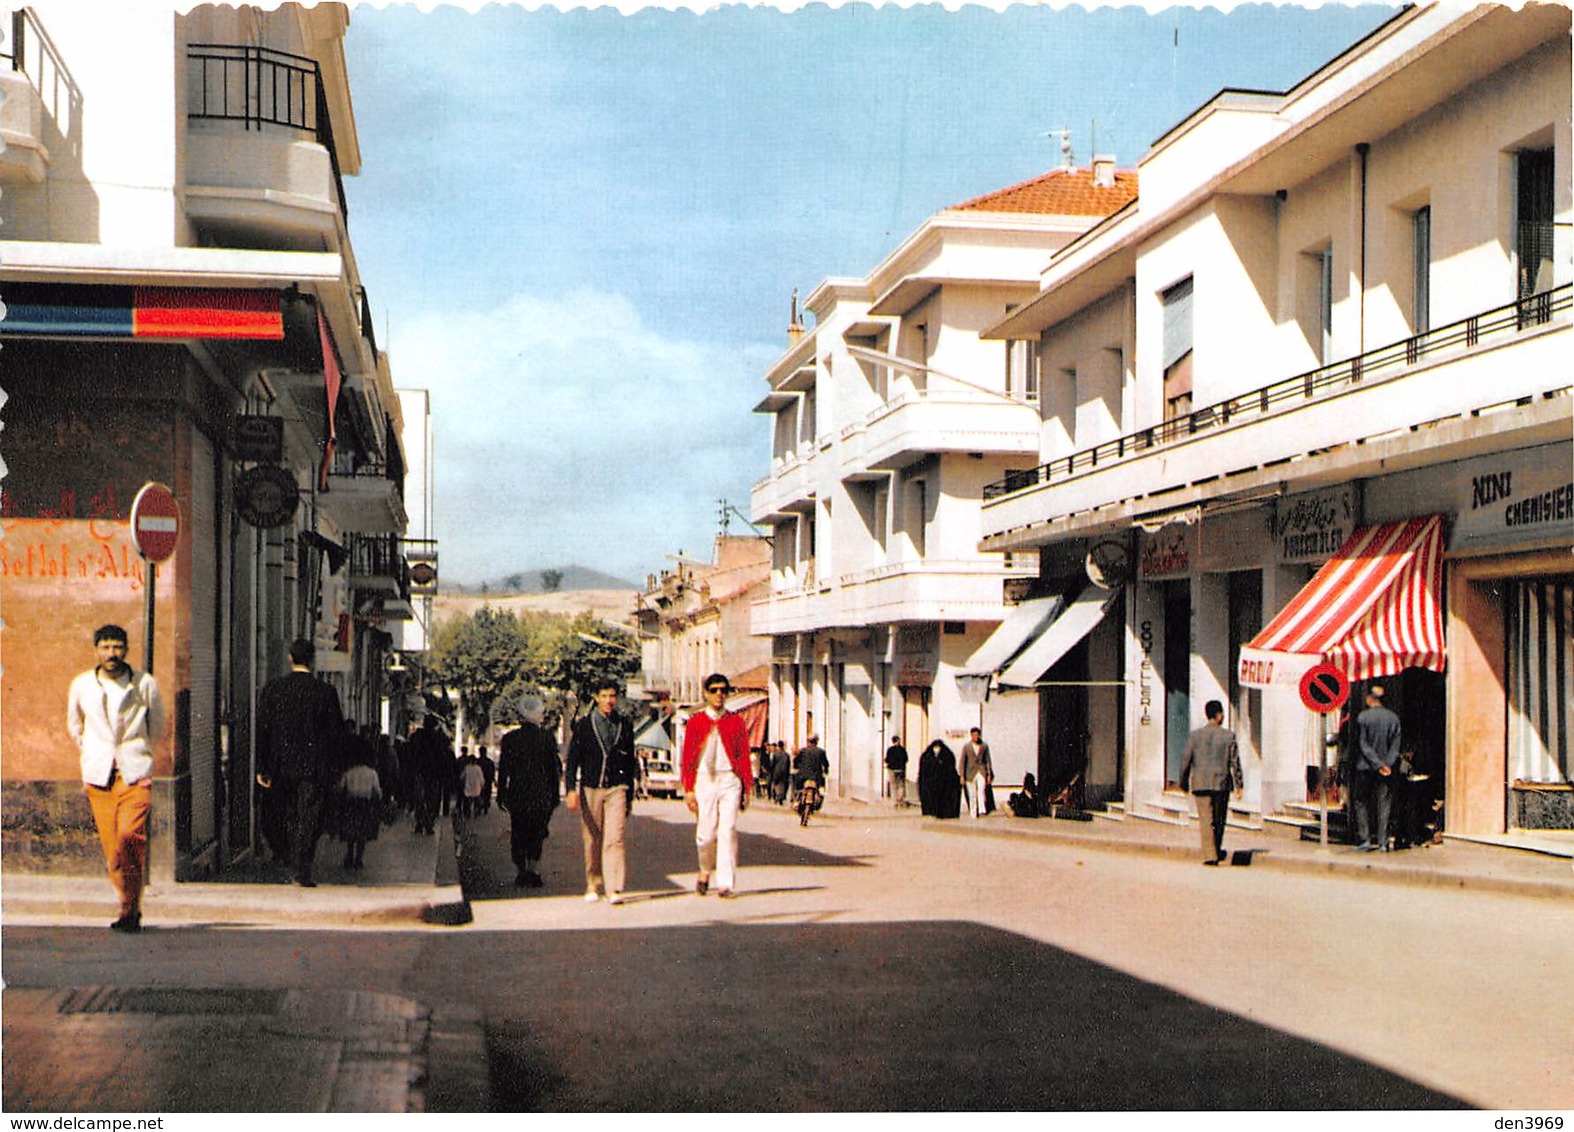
left=66, top=624, right=165, bottom=932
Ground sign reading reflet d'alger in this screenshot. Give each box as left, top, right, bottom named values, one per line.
left=130, top=482, right=181, bottom=564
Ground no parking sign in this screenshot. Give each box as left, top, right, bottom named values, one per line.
left=1298, top=663, right=1350, bottom=714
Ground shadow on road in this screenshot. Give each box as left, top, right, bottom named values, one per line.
left=457, top=802, right=872, bottom=904
left=0, top=920, right=1470, bottom=1113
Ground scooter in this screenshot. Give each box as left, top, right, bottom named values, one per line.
left=797, top=779, right=822, bottom=827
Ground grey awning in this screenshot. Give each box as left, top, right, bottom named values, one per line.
left=960, top=595, right=1065, bottom=678
left=633, top=718, right=672, bottom=751
left=998, top=588, right=1117, bottom=688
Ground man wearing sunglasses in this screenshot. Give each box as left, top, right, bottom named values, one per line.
left=680, top=674, right=754, bottom=898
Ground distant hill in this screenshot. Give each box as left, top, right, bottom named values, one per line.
left=448, top=565, right=639, bottom=596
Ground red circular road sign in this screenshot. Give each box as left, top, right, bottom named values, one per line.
left=130, top=482, right=182, bottom=564
left=1299, top=663, right=1350, bottom=714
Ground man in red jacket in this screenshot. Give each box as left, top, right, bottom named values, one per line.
left=681, top=673, right=754, bottom=898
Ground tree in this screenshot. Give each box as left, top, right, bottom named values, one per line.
left=429, top=605, right=531, bottom=740
left=430, top=607, right=640, bottom=739
left=540, top=568, right=564, bottom=593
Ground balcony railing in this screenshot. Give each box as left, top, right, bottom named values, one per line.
left=984, top=284, right=1572, bottom=502
left=186, top=43, right=347, bottom=220
left=350, top=532, right=410, bottom=596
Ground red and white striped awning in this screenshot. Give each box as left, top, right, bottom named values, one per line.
left=1239, top=515, right=1446, bottom=689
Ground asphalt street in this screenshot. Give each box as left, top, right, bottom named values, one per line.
left=4, top=798, right=1572, bottom=1112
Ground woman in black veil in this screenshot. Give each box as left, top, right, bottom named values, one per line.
left=918, top=739, right=962, bottom=819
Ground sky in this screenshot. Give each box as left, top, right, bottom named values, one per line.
left=340, top=2, right=1401, bottom=588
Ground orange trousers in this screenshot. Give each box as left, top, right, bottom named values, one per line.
left=86, top=776, right=152, bottom=918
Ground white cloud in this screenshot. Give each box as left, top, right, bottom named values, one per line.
left=389, top=290, right=775, bottom=584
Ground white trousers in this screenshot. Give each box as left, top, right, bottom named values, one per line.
left=969, top=773, right=989, bottom=817
left=694, top=766, right=743, bottom=891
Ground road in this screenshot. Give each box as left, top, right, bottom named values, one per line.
left=4, top=798, right=1571, bottom=1111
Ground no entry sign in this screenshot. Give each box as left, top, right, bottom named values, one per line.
left=1299, top=663, right=1350, bottom=714
left=130, top=482, right=182, bottom=564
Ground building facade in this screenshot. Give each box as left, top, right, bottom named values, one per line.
left=977, top=4, right=1571, bottom=836
left=750, top=166, right=1137, bottom=799
left=634, top=534, right=772, bottom=706
left=0, top=3, right=414, bottom=876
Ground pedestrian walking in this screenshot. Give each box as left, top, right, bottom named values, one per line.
left=959, top=727, right=994, bottom=818
left=496, top=696, right=561, bottom=888
left=917, top=739, right=961, bottom=819
left=1179, top=699, right=1243, bottom=866
left=682, top=673, right=754, bottom=898
left=407, top=716, right=449, bottom=834
left=564, top=680, right=638, bottom=904
left=67, top=624, right=167, bottom=932
left=255, top=638, right=345, bottom=887
left=885, top=736, right=910, bottom=806
left=336, top=744, right=382, bottom=871
left=769, top=741, right=791, bottom=805
left=1353, top=685, right=1403, bottom=852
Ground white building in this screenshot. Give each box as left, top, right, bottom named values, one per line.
left=977, top=3, right=1571, bottom=837
left=751, top=165, right=1138, bottom=799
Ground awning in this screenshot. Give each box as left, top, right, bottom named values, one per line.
left=962, top=596, right=1066, bottom=677
left=299, top=529, right=349, bottom=574
left=957, top=595, right=1065, bottom=703
left=998, top=588, right=1118, bottom=689
left=1239, top=515, right=1445, bottom=689
left=725, top=691, right=770, bottom=748
left=634, top=717, right=672, bottom=752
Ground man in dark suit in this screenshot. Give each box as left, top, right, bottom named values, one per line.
left=564, top=680, right=638, bottom=904
left=256, top=638, right=344, bottom=886
left=1179, top=700, right=1243, bottom=866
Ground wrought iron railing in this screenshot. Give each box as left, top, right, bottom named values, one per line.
left=350, top=533, right=410, bottom=597
left=984, top=283, right=1572, bottom=502
left=186, top=43, right=347, bottom=220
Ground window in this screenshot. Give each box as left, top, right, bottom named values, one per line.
left=1317, top=251, right=1334, bottom=364
left=910, top=478, right=927, bottom=557
left=873, top=481, right=889, bottom=554
left=1517, top=149, right=1555, bottom=300
left=801, top=387, right=817, bottom=445
left=1413, top=206, right=1431, bottom=334
left=1161, top=278, right=1194, bottom=433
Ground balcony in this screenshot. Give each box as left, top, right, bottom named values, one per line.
left=982, top=285, right=1572, bottom=541
left=318, top=464, right=407, bottom=535
left=0, top=9, right=73, bottom=184
left=841, top=347, right=1039, bottom=475
left=750, top=452, right=816, bottom=524
left=183, top=44, right=348, bottom=247
left=348, top=532, right=409, bottom=597
left=838, top=559, right=1037, bottom=625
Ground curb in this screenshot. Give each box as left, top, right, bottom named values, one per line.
left=923, top=817, right=1574, bottom=901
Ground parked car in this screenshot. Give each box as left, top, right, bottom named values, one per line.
left=641, top=752, right=682, bottom=799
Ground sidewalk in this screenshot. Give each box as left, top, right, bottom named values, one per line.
left=1, top=812, right=480, bottom=1114
left=1, top=809, right=467, bottom=929
left=817, top=794, right=1574, bottom=901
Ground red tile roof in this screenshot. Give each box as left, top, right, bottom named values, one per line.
left=951, top=166, right=1138, bottom=217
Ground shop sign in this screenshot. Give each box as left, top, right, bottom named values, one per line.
left=230, top=415, right=284, bottom=463
left=1274, top=486, right=1357, bottom=564
left=895, top=660, right=933, bottom=687
left=1138, top=524, right=1190, bottom=579
left=1451, top=445, right=1574, bottom=555
left=235, top=464, right=300, bottom=528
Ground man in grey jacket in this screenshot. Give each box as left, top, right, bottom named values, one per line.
left=1179, top=700, right=1243, bottom=866
left=1352, top=684, right=1403, bottom=852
